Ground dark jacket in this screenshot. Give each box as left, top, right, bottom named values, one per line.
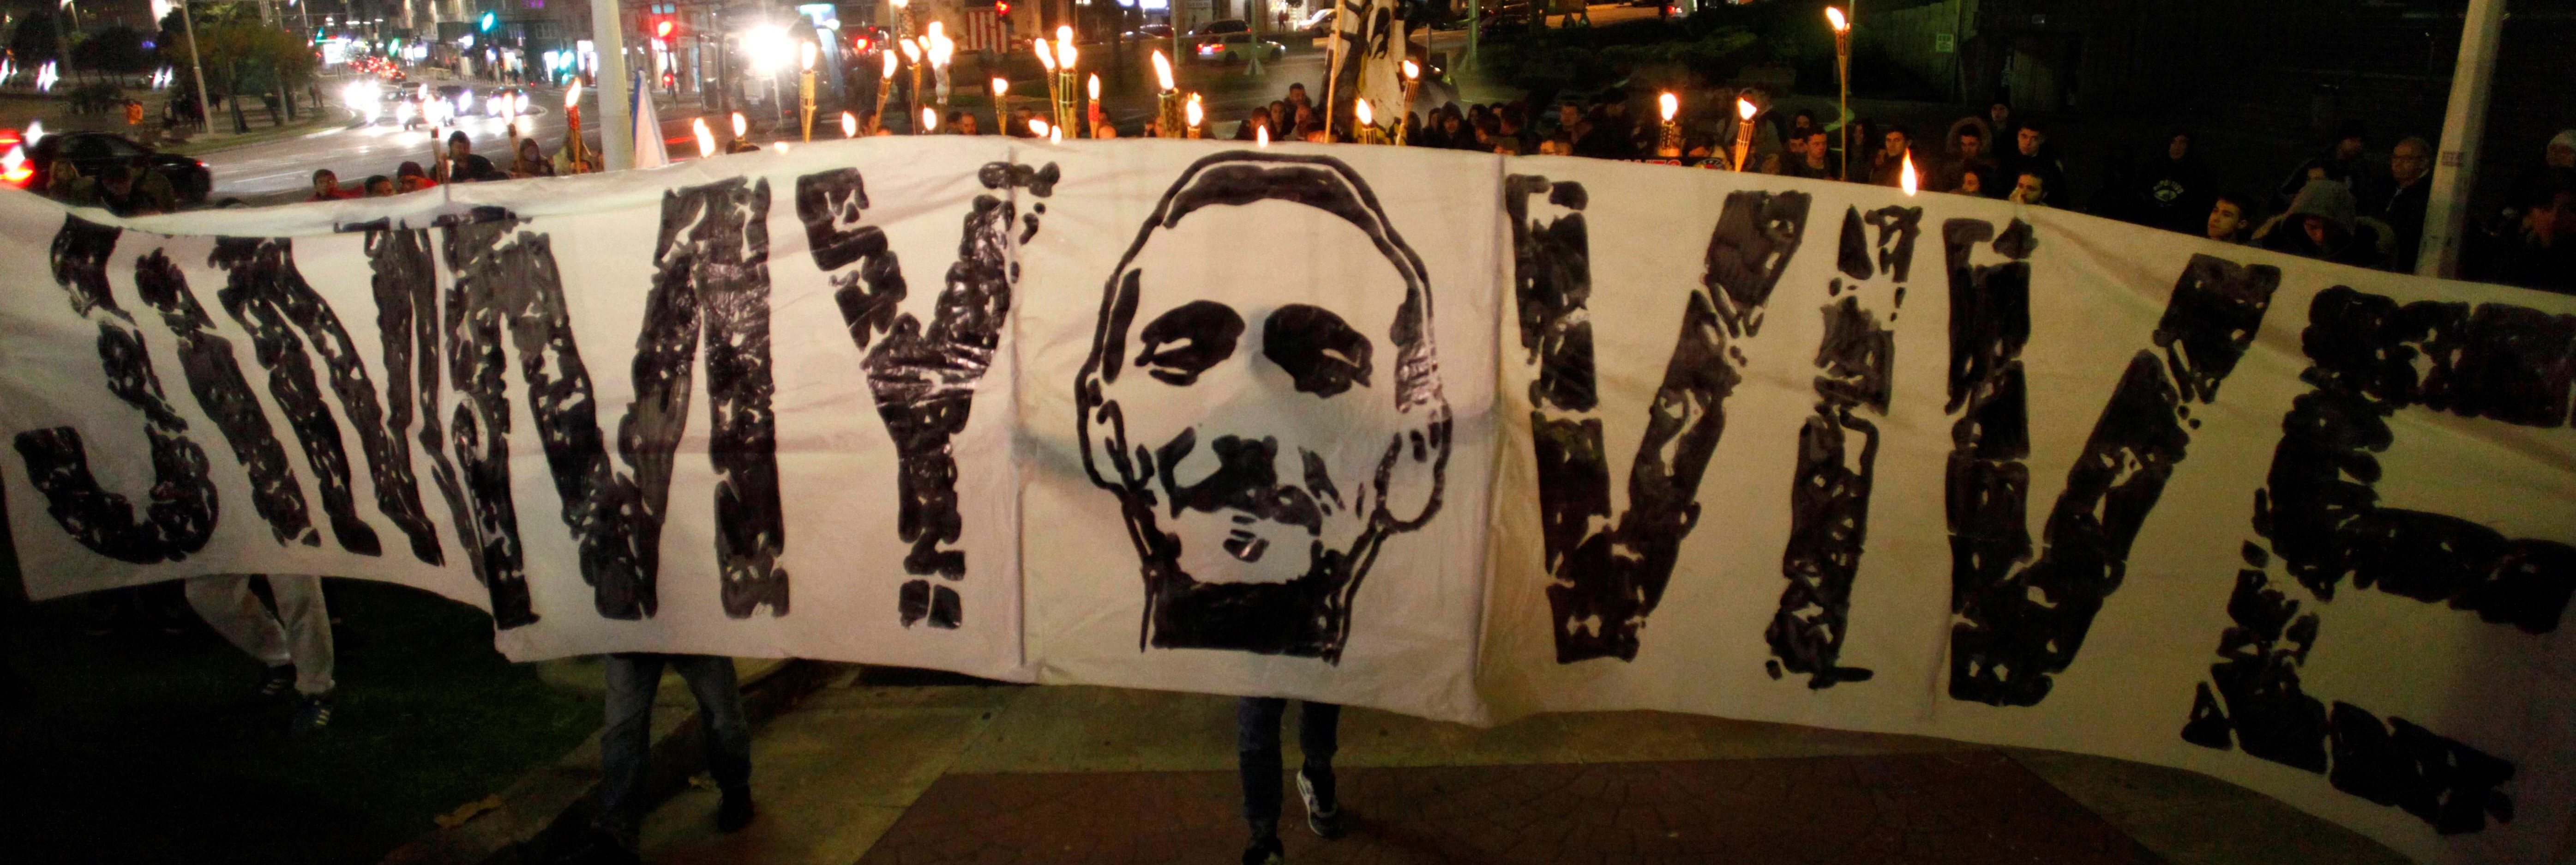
left=1938, top=118, right=2001, bottom=197
left=2117, top=152, right=2217, bottom=235
left=441, top=153, right=502, bottom=183
left=2373, top=177, right=2432, bottom=273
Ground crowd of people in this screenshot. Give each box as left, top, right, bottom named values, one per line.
left=48, top=79, right=2576, bottom=293
left=299, top=128, right=593, bottom=204
left=921, top=78, right=2576, bottom=294
left=1356, top=89, right=2572, bottom=293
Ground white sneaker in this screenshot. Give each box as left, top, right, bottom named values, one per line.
left=1296, top=770, right=1343, bottom=839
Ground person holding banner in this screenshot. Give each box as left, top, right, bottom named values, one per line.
left=1076, top=152, right=1459, bottom=865
left=555, top=654, right=755, bottom=865
left=184, top=575, right=336, bottom=737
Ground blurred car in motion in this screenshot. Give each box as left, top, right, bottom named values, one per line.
left=9, top=130, right=212, bottom=205
left=1191, top=30, right=1285, bottom=63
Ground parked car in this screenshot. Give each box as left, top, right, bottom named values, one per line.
left=1193, top=18, right=1251, bottom=36
left=11, top=131, right=213, bottom=205
left=1192, top=31, right=1286, bottom=63
left=1479, top=3, right=1536, bottom=38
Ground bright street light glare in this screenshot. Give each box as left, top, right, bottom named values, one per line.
left=745, top=25, right=793, bottom=73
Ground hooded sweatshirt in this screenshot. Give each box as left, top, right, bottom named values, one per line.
left=1940, top=116, right=2002, bottom=197
left=2117, top=131, right=2216, bottom=234
left=2263, top=179, right=2384, bottom=268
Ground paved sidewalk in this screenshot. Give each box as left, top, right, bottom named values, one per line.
left=631, top=677, right=2407, bottom=865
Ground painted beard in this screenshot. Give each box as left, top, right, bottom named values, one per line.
left=1122, top=429, right=1397, bottom=664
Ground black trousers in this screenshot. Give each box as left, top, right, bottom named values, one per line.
left=1237, top=697, right=1340, bottom=839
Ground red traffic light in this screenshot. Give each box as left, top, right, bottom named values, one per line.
left=654, top=19, right=675, bottom=39
left=994, top=0, right=1010, bottom=16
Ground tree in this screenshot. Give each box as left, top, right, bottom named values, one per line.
left=161, top=3, right=311, bottom=131
left=72, top=25, right=155, bottom=74
left=9, top=6, right=63, bottom=65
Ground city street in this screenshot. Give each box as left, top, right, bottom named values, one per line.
left=208, top=45, right=1333, bottom=204
left=198, top=9, right=1674, bottom=203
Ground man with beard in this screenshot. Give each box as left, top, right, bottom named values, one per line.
left=1076, top=153, right=1453, bottom=864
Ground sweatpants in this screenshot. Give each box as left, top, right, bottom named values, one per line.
left=185, top=574, right=335, bottom=696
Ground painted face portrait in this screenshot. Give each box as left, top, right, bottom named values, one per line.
left=1077, top=153, right=1452, bottom=664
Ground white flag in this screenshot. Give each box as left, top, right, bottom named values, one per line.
left=630, top=69, right=668, bottom=169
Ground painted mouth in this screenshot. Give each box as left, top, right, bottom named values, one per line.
left=1223, top=528, right=1269, bottom=563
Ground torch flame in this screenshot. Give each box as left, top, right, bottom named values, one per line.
left=1403, top=59, right=1419, bottom=80
left=1658, top=92, right=1678, bottom=122
left=1256, top=124, right=1269, bottom=146
left=922, top=106, right=939, bottom=132
left=1088, top=73, right=1100, bottom=101
left=991, top=77, right=1009, bottom=98
left=929, top=34, right=953, bottom=67
left=1030, top=118, right=1051, bottom=137
left=693, top=118, right=716, bottom=157
left=1059, top=41, right=1077, bottom=69
left=1034, top=39, right=1054, bottom=71
left=1900, top=151, right=1919, bottom=195
left=1825, top=6, right=1848, bottom=33
left=1355, top=98, right=1374, bottom=127
left=1151, top=50, right=1174, bottom=91
left=1185, top=93, right=1203, bottom=128
left=1050, top=127, right=1063, bottom=144
left=901, top=39, right=920, bottom=62
left=1057, top=26, right=1076, bottom=68
left=1737, top=97, right=1757, bottom=120
left=732, top=112, right=748, bottom=139
left=882, top=49, right=897, bottom=78
left=801, top=41, right=817, bottom=72
left=564, top=80, right=581, bottom=109
left=842, top=111, right=858, bottom=138
left=926, top=21, right=944, bottom=39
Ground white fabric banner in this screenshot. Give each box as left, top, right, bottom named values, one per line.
left=0, top=139, right=2567, bottom=863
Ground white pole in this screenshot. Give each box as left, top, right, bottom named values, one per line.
left=2416, top=0, right=2506, bottom=279
left=592, top=0, right=633, bottom=170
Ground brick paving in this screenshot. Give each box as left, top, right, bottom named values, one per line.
left=857, top=750, right=2163, bottom=865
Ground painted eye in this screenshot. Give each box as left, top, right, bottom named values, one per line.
left=1263, top=304, right=1373, bottom=398
left=1134, top=300, right=1244, bottom=386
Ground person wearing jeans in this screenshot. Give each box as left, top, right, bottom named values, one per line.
left=185, top=574, right=334, bottom=736
left=558, top=653, right=754, bottom=865
left=1237, top=697, right=1345, bottom=865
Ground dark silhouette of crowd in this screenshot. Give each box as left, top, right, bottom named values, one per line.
left=1384, top=88, right=2571, bottom=294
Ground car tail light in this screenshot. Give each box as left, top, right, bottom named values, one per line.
left=0, top=145, right=30, bottom=187
left=1197, top=43, right=1218, bottom=54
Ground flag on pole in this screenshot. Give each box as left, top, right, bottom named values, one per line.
left=1324, top=0, right=1404, bottom=131
left=959, top=5, right=1009, bottom=54
left=631, top=68, right=668, bottom=169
